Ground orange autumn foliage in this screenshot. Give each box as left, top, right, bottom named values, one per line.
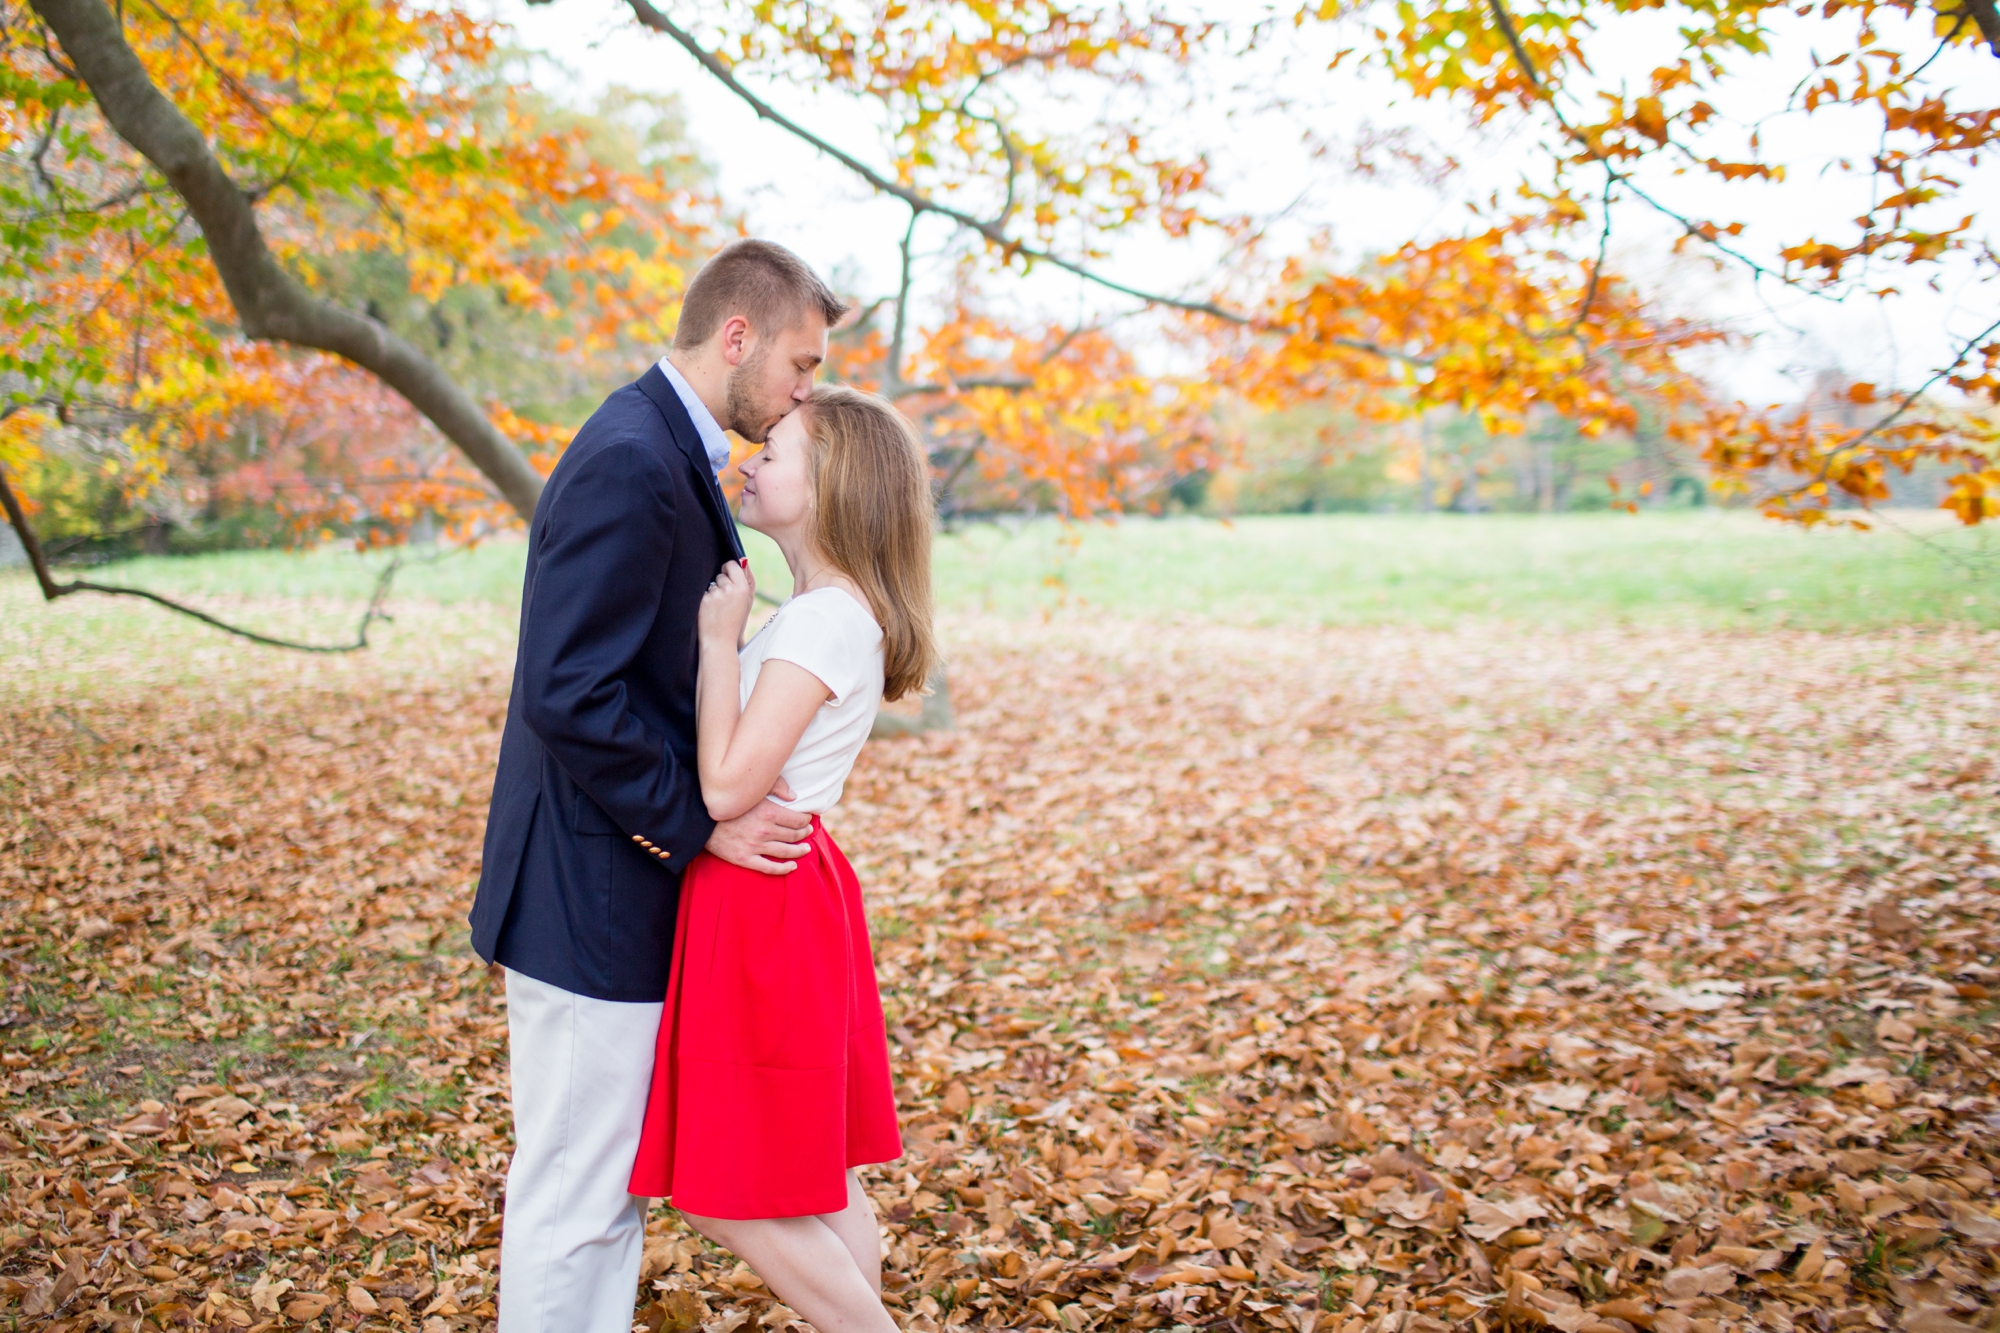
left=822, top=278, right=1220, bottom=518
left=1, top=0, right=716, bottom=545
left=7, top=0, right=1997, bottom=544
left=693, top=0, right=1999, bottom=525
left=1279, top=0, right=2000, bottom=523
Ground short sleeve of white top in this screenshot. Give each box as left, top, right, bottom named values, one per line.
left=738, top=587, right=885, bottom=813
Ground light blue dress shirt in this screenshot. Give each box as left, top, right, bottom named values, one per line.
left=656, top=356, right=731, bottom=474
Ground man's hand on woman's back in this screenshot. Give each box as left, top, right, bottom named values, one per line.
left=704, top=782, right=810, bottom=874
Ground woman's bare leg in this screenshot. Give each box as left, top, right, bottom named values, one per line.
left=815, top=1171, right=884, bottom=1294
left=681, top=1208, right=895, bottom=1333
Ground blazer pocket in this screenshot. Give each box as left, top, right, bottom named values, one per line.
left=571, top=789, right=621, bottom=836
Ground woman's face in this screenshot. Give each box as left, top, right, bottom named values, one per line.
left=735, top=410, right=813, bottom=538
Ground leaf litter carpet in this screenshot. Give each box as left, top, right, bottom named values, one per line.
left=1, top=613, right=1997, bottom=1333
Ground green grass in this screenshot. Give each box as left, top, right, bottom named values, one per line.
left=7, top=510, right=1998, bottom=632
left=931, top=511, right=1999, bottom=628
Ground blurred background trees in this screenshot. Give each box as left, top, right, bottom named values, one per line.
left=1, top=0, right=716, bottom=560
left=1, top=0, right=1995, bottom=573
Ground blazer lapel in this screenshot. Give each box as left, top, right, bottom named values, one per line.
left=636, top=365, right=745, bottom=561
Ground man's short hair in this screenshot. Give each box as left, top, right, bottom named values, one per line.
left=672, top=239, right=850, bottom=350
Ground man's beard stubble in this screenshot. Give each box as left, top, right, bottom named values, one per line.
left=722, top=344, right=773, bottom=442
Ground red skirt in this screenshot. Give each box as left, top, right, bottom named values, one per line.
left=628, top=817, right=902, bottom=1217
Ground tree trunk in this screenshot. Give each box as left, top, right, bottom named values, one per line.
left=28, top=0, right=546, bottom=521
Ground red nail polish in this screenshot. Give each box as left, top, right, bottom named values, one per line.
left=739, top=558, right=749, bottom=568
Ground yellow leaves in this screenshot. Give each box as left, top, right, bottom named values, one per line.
left=1943, top=468, right=2000, bottom=524
left=3, top=0, right=719, bottom=548
left=1547, top=193, right=1589, bottom=223
left=0, top=405, right=53, bottom=476
left=1632, top=96, right=1669, bottom=145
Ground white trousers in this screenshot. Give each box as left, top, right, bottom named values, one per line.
left=498, top=968, right=663, bottom=1333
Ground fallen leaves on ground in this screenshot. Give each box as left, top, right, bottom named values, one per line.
left=2, top=608, right=1997, bottom=1333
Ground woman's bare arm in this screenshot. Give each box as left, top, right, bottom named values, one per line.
left=695, top=562, right=832, bottom=822
left=697, top=658, right=829, bottom=822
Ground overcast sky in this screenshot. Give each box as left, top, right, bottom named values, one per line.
left=491, top=1, right=1997, bottom=409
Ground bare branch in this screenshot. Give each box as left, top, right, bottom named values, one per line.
left=1484, top=0, right=1841, bottom=301
left=1842, top=313, right=2000, bottom=453
left=1555, top=168, right=1616, bottom=342
left=888, top=209, right=919, bottom=395
left=620, top=0, right=1249, bottom=326
left=621, top=3, right=1443, bottom=368
left=12, top=178, right=171, bottom=223
left=934, top=436, right=984, bottom=503
left=952, top=61, right=1032, bottom=229
left=887, top=377, right=1036, bottom=401
left=27, top=0, right=546, bottom=520
left=0, top=460, right=405, bottom=652
left=29, top=101, right=65, bottom=199
left=1908, top=11, right=1973, bottom=80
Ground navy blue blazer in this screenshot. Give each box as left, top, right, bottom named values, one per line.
left=469, top=365, right=744, bottom=1001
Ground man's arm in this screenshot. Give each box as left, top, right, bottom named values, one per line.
left=517, top=442, right=713, bottom=864
left=707, top=798, right=812, bottom=874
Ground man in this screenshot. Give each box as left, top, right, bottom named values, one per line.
left=469, top=239, right=851, bottom=1333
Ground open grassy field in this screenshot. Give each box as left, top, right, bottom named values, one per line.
left=11, top=511, right=1994, bottom=645
left=2, top=511, right=1997, bottom=1333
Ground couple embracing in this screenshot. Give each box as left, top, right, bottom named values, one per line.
left=470, top=240, right=931, bottom=1333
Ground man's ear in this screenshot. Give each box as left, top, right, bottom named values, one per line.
left=719, top=314, right=753, bottom=368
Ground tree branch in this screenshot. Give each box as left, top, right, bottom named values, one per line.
left=618, top=0, right=1250, bottom=326
left=934, top=436, right=984, bottom=505
left=1841, top=313, right=2000, bottom=454
left=887, top=377, right=1036, bottom=400
left=27, top=0, right=546, bottom=520
left=0, top=460, right=402, bottom=651
left=29, top=101, right=65, bottom=199
left=1484, top=0, right=1850, bottom=301
left=887, top=209, right=919, bottom=395
left=1550, top=168, right=1616, bottom=342
left=1960, top=0, right=2000, bottom=56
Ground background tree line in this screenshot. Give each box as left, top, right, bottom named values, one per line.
left=1, top=0, right=1996, bottom=582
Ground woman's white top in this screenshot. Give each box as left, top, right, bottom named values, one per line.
left=738, top=586, right=884, bottom=814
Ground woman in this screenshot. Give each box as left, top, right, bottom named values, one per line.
left=629, top=384, right=935, bottom=1333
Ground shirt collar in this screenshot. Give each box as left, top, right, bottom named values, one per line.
left=656, top=355, right=732, bottom=474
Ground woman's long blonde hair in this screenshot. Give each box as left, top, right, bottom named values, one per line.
left=799, top=385, right=938, bottom=701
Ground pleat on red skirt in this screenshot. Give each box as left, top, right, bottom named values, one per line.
left=628, top=816, right=902, bottom=1218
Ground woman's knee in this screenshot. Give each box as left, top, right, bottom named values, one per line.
left=678, top=1210, right=740, bottom=1249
